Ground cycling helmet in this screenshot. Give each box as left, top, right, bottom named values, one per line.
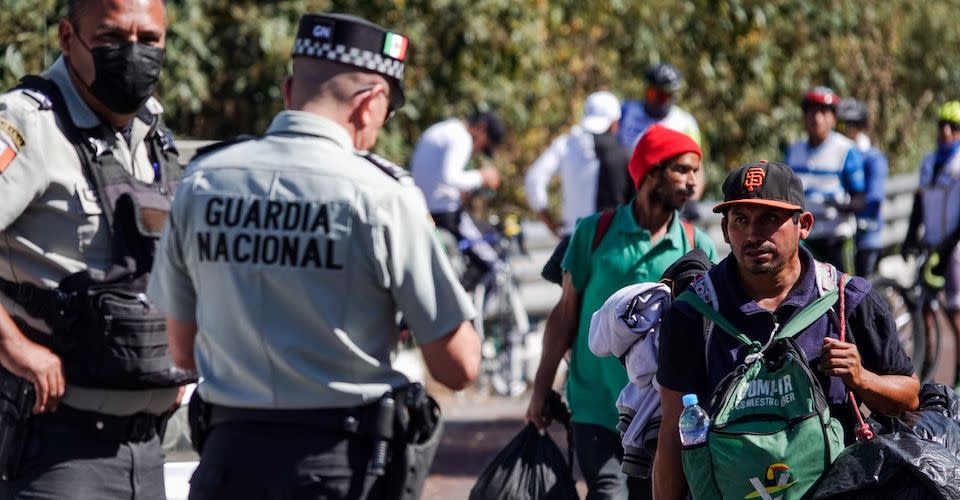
left=645, top=64, right=683, bottom=93
left=938, top=101, right=960, bottom=125
left=801, top=86, right=839, bottom=111
left=837, top=98, right=868, bottom=124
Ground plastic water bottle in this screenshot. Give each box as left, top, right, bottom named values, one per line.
left=679, top=393, right=711, bottom=446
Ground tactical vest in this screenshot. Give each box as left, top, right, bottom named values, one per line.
left=0, top=75, right=195, bottom=390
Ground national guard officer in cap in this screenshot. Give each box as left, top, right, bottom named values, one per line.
left=0, top=0, right=192, bottom=498
left=148, top=13, right=482, bottom=500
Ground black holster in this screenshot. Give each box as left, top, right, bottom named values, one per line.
left=386, top=383, right=444, bottom=500
left=187, top=389, right=212, bottom=454
left=0, top=366, right=35, bottom=480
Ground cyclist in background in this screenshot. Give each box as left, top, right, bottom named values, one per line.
left=619, top=63, right=705, bottom=221
left=903, top=101, right=960, bottom=381
left=785, top=86, right=866, bottom=271
left=618, top=64, right=701, bottom=149
left=525, top=91, right=631, bottom=238
left=837, top=98, right=888, bottom=278
left=411, top=111, right=506, bottom=289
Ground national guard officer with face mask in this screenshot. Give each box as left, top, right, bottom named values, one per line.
left=0, top=0, right=192, bottom=498
left=147, top=13, right=482, bottom=500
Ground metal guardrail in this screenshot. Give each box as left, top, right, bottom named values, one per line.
left=177, top=140, right=920, bottom=316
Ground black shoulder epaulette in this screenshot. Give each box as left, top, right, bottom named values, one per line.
left=361, top=152, right=413, bottom=184
left=192, top=135, right=256, bottom=161
left=13, top=75, right=55, bottom=110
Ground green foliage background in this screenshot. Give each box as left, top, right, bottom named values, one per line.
left=3, top=0, right=960, bottom=209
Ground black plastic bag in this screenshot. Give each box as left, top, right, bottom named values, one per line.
left=812, top=431, right=960, bottom=499
left=915, top=383, right=960, bottom=420
left=869, top=384, right=960, bottom=457
left=469, top=424, right=578, bottom=500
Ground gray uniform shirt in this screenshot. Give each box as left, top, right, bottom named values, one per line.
left=148, top=111, right=476, bottom=409
left=0, top=56, right=178, bottom=415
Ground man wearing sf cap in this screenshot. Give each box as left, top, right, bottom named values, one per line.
left=410, top=110, right=506, bottom=289
left=654, top=162, right=918, bottom=500
left=147, top=13, right=481, bottom=499
left=525, top=91, right=632, bottom=239
left=526, top=125, right=716, bottom=499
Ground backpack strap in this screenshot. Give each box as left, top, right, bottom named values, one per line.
left=681, top=220, right=696, bottom=249
left=676, top=290, right=762, bottom=353
left=813, top=261, right=839, bottom=296
left=591, top=209, right=615, bottom=251
left=679, top=269, right=847, bottom=350
left=689, top=273, right=720, bottom=374
left=772, top=287, right=842, bottom=341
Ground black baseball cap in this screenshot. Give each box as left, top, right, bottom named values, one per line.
left=292, top=14, right=408, bottom=111
left=470, top=111, right=507, bottom=156
left=713, top=161, right=805, bottom=213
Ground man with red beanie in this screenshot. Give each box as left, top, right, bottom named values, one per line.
left=526, top=125, right=717, bottom=499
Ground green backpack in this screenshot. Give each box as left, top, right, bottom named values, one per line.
left=674, top=262, right=847, bottom=500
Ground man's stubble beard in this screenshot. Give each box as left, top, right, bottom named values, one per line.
left=649, top=176, right=692, bottom=212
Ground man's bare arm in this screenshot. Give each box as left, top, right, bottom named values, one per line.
left=819, top=337, right=920, bottom=415
left=420, top=320, right=481, bottom=391
left=654, top=387, right=689, bottom=500
left=0, top=303, right=63, bottom=413
left=525, top=273, right=579, bottom=429
left=166, top=317, right=198, bottom=371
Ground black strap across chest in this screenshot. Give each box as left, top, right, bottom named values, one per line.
left=14, top=75, right=181, bottom=241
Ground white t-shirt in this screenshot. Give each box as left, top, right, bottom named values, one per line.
left=410, top=119, right=482, bottom=213
left=617, top=101, right=702, bottom=149
left=524, top=125, right=601, bottom=235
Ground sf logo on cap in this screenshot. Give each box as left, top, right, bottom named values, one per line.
left=743, top=166, right=766, bottom=192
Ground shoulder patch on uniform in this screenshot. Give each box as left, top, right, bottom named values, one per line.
left=0, top=119, right=25, bottom=150
left=362, top=153, right=413, bottom=184
left=18, top=89, right=52, bottom=110
left=192, top=135, right=255, bottom=162
left=145, top=96, right=164, bottom=115
left=0, top=132, right=20, bottom=174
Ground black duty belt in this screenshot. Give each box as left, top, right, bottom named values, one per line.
left=34, top=405, right=159, bottom=443
left=209, top=403, right=383, bottom=437
left=0, top=279, right=75, bottom=321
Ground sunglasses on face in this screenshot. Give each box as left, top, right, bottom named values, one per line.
left=354, top=86, right=396, bottom=124
left=646, top=88, right=674, bottom=104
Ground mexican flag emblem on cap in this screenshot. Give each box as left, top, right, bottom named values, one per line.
left=383, top=32, right=408, bottom=61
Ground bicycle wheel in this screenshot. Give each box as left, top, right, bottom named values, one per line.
left=872, top=278, right=926, bottom=378
left=478, top=276, right=530, bottom=397
left=920, top=296, right=943, bottom=383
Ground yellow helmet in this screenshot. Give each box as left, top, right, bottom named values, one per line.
left=938, top=101, right=960, bottom=124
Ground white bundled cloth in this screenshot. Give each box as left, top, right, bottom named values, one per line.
left=588, top=282, right=671, bottom=381
left=588, top=282, right=672, bottom=478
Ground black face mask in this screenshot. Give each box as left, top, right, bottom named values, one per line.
left=73, top=35, right=165, bottom=114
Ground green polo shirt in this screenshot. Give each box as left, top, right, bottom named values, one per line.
left=561, top=202, right=717, bottom=431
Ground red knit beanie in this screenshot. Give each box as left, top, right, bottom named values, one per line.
left=628, top=124, right=702, bottom=188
